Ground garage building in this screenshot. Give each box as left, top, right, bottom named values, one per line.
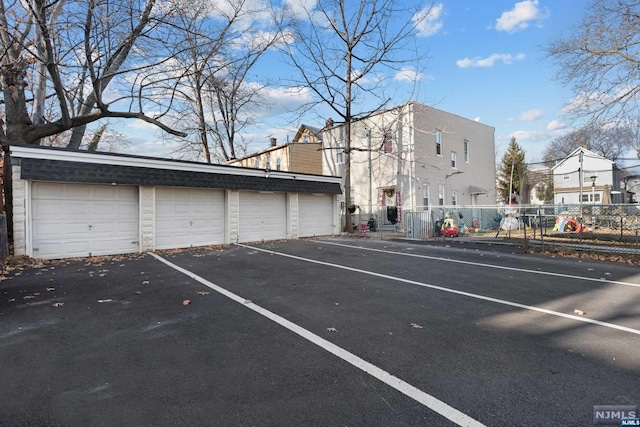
left=7, top=144, right=341, bottom=259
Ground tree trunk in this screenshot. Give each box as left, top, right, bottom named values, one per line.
left=1, top=57, right=33, bottom=143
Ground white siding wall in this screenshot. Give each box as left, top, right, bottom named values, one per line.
left=322, top=102, right=496, bottom=218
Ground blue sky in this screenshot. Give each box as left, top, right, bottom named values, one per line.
left=121, top=0, right=589, bottom=165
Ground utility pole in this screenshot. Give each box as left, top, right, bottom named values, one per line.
left=579, top=150, right=584, bottom=240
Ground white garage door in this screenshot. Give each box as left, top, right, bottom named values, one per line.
left=239, top=192, right=287, bottom=243
left=31, top=182, right=139, bottom=259
left=155, top=187, right=225, bottom=250
left=298, top=194, right=335, bottom=237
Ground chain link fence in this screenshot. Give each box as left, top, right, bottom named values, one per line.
left=355, top=204, right=640, bottom=253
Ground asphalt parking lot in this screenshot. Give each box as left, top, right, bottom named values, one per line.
left=1, top=237, right=639, bottom=426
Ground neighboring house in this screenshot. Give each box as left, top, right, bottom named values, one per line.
left=552, top=147, right=624, bottom=205
left=228, top=125, right=323, bottom=174
left=321, top=101, right=496, bottom=225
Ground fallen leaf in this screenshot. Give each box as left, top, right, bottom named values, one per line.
left=327, top=327, right=337, bottom=332
left=134, top=291, right=142, bottom=295
left=51, top=302, right=64, bottom=307
left=573, top=309, right=586, bottom=316
left=410, top=323, right=424, bottom=329
left=142, top=281, right=149, bottom=285
left=97, top=299, right=113, bottom=303
left=244, top=299, right=252, bottom=304
left=182, top=299, right=191, bottom=306
left=8, top=298, right=15, bottom=302
left=196, top=291, right=210, bottom=296
left=46, top=287, right=55, bottom=291
left=23, top=295, right=36, bottom=300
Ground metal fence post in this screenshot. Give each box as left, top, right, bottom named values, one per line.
left=539, top=210, right=544, bottom=253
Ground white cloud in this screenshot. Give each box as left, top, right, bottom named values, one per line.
left=546, top=120, right=566, bottom=131
left=254, top=85, right=315, bottom=119
left=395, top=66, right=424, bottom=82
left=283, top=0, right=317, bottom=20
left=560, top=88, right=632, bottom=116
left=456, top=53, right=525, bottom=68
left=518, top=108, right=543, bottom=121
left=414, top=3, right=444, bottom=37
left=495, top=0, right=547, bottom=33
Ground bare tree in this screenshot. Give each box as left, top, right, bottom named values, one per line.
left=543, top=124, right=633, bottom=162
left=279, top=0, right=429, bottom=232
left=161, top=0, right=283, bottom=163
left=545, top=0, right=640, bottom=157
left=0, top=0, right=187, bottom=146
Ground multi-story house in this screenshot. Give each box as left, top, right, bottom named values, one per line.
left=552, top=147, right=624, bottom=205
left=228, top=125, right=323, bottom=174
left=321, top=101, right=496, bottom=227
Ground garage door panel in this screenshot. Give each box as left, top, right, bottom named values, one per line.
left=299, top=194, right=334, bottom=237
left=32, top=201, right=64, bottom=217
left=239, top=192, right=286, bottom=243
left=65, top=185, right=92, bottom=199
left=155, top=188, right=225, bottom=250
left=32, top=182, right=62, bottom=198
left=31, top=183, right=139, bottom=259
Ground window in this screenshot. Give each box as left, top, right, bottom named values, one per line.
left=265, top=154, right=271, bottom=170
left=303, top=134, right=309, bottom=143
left=383, top=129, right=393, bottom=153
left=451, top=152, right=457, bottom=169
left=337, top=138, right=345, bottom=164
left=451, top=191, right=458, bottom=206
left=582, top=193, right=601, bottom=202
left=275, top=156, right=281, bottom=171
left=435, top=131, right=442, bottom=156
left=464, top=140, right=469, bottom=163
left=254, top=157, right=260, bottom=168
left=423, top=185, right=430, bottom=210
left=438, top=184, right=445, bottom=205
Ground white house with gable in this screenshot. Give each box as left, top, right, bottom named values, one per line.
left=552, top=147, right=624, bottom=205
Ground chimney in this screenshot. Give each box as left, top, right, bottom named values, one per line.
left=270, top=137, right=277, bottom=147
left=325, top=118, right=334, bottom=129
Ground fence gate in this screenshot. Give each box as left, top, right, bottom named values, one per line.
left=404, top=210, right=432, bottom=239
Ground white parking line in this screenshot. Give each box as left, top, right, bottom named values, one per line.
left=149, top=252, right=485, bottom=427
left=235, top=243, right=640, bottom=337
left=318, top=240, right=640, bottom=289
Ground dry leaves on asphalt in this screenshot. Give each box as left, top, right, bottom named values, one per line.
left=183, top=299, right=191, bottom=306
left=327, top=327, right=337, bottom=332
left=196, top=291, right=210, bottom=296
left=410, top=323, right=424, bottom=329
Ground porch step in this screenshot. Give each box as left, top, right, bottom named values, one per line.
left=379, top=224, right=397, bottom=232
